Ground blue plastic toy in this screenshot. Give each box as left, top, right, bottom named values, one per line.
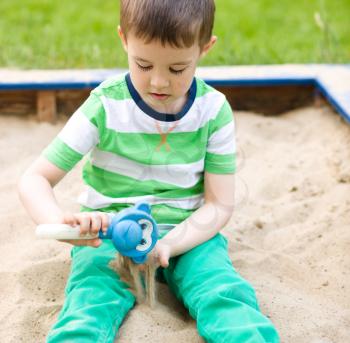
left=100, top=202, right=158, bottom=264
left=36, top=202, right=159, bottom=264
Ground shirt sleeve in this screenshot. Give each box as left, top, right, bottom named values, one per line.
left=204, top=99, right=236, bottom=174
left=42, top=93, right=104, bottom=172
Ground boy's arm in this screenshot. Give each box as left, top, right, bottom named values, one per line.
left=18, top=156, right=68, bottom=224
left=18, top=156, right=109, bottom=247
left=160, top=171, right=235, bottom=258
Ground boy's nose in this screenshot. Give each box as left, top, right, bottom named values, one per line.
left=150, top=73, right=170, bottom=90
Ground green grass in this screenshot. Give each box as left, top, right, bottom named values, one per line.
left=0, top=0, right=349, bottom=68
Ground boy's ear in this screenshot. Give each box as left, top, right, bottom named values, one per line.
left=118, top=25, right=128, bottom=52
left=200, top=35, right=217, bottom=58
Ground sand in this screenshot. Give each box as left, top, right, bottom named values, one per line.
left=0, top=104, right=349, bottom=342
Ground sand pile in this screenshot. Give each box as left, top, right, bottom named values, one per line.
left=0, top=104, right=349, bottom=342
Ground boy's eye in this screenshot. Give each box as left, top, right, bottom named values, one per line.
left=136, top=62, right=186, bottom=75
left=169, top=67, right=186, bottom=75
left=136, top=63, right=152, bottom=71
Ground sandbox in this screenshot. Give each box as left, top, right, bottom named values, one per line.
left=0, top=65, right=349, bottom=342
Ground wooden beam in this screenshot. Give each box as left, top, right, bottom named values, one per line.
left=0, top=90, right=36, bottom=116
left=37, top=91, right=57, bottom=122
left=217, top=84, right=314, bottom=115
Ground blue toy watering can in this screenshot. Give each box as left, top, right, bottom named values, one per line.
left=36, top=202, right=159, bottom=264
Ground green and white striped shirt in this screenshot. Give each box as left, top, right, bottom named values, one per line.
left=43, top=73, right=236, bottom=224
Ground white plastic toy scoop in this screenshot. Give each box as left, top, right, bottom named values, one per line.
left=36, top=224, right=99, bottom=240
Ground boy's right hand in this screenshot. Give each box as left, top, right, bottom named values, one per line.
left=58, top=212, right=110, bottom=248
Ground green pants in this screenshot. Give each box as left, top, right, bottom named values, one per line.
left=47, top=234, right=279, bottom=342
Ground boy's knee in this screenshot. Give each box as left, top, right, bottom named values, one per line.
left=186, top=277, right=259, bottom=313
left=47, top=304, right=128, bottom=343
left=67, top=247, right=123, bottom=295
left=218, top=281, right=259, bottom=309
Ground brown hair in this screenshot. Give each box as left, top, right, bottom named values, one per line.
left=120, top=0, right=215, bottom=49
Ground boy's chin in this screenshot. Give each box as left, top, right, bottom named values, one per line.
left=145, top=95, right=180, bottom=113
left=150, top=94, right=189, bottom=114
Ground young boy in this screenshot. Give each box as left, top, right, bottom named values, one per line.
left=18, top=0, right=280, bottom=342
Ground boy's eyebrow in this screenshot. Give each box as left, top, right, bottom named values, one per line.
left=134, top=56, right=191, bottom=65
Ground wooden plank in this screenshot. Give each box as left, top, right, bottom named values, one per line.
left=0, top=90, right=36, bottom=116
left=217, top=84, right=315, bottom=115
left=37, top=91, right=57, bottom=122
left=0, top=65, right=349, bottom=122
left=56, top=89, right=90, bottom=116
left=0, top=85, right=317, bottom=118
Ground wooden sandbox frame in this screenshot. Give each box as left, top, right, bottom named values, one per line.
left=0, top=65, right=349, bottom=123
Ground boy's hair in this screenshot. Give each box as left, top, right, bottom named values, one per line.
left=120, top=0, right=215, bottom=49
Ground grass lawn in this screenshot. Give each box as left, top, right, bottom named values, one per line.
left=0, top=0, right=349, bottom=69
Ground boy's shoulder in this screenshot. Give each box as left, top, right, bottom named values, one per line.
left=195, top=77, right=226, bottom=100
left=195, top=77, right=228, bottom=110
left=91, top=73, right=131, bottom=101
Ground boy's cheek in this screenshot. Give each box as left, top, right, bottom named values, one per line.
left=129, top=72, right=148, bottom=92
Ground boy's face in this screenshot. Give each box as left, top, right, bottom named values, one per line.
left=119, top=28, right=216, bottom=114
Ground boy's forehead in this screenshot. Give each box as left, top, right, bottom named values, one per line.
left=127, top=33, right=200, bottom=63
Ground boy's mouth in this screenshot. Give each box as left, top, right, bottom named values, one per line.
left=150, top=92, right=169, bottom=101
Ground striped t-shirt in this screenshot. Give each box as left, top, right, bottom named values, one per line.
left=43, top=73, right=236, bottom=224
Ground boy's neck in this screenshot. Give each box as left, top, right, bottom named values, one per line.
left=125, top=73, right=197, bottom=122
left=145, top=93, right=188, bottom=115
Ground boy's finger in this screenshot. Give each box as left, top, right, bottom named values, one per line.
left=59, top=238, right=102, bottom=247
left=78, top=215, right=91, bottom=235
left=85, top=238, right=102, bottom=247
left=90, top=213, right=102, bottom=234
left=62, top=213, right=76, bottom=226
left=161, top=257, right=169, bottom=268
left=100, top=213, right=109, bottom=232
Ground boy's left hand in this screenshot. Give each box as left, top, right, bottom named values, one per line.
left=153, top=240, right=172, bottom=268
left=138, top=240, right=172, bottom=271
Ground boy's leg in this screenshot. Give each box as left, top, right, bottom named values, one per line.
left=47, top=241, right=135, bottom=343
left=162, top=234, right=280, bottom=343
